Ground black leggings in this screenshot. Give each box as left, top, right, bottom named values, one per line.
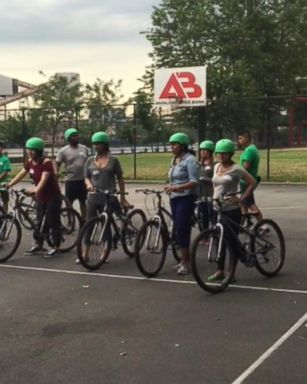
left=34, top=195, right=62, bottom=248
left=217, top=208, right=241, bottom=270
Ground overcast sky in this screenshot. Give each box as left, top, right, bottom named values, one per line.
left=0, top=0, right=161, bottom=98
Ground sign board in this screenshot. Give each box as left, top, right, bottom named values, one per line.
left=0, top=74, right=14, bottom=96
left=154, top=66, right=207, bottom=108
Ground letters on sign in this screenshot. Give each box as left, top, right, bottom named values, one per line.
left=159, top=72, right=203, bottom=99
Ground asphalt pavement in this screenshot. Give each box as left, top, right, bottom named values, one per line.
left=0, top=183, right=306, bottom=384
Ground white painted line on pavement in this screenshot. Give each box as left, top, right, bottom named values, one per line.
left=231, top=312, right=307, bottom=384
left=1, top=264, right=307, bottom=295
left=262, top=205, right=307, bottom=210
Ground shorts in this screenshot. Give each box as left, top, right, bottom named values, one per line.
left=65, top=180, right=87, bottom=203
left=241, top=190, right=256, bottom=208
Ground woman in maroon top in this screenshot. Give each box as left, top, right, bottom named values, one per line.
left=8, top=137, right=62, bottom=257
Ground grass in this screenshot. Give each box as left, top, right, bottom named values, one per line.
left=9, top=148, right=307, bottom=183
left=117, top=149, right=307, bottom=183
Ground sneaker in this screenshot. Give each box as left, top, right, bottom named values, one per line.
left=24, top=245, right=47, bottom=255
left=172, top=262, right=182, bottom=271
left=207, top=272, right=225, bottom=282
left=75, top=258, right=80, bottom=264
left=177, top=264, right=189, bottom=275
left=44, top=248, right=59, bottom=258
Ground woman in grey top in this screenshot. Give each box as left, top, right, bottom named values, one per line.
left=165, top=132, right=199, bottom=275
left=76, top=131, right=130, bottom=264
left=208, top=139, right=256, bottom=282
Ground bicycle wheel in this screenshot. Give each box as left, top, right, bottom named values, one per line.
left=58, top=208, right=82, bottom=252
left=17, top=196, right=36, bottom=230
left=251, top=219, right=285, bottom=277
left=134, top=219, right=167, bottom=277
left=121, top=208, right=146, bottom=257
left=77, top=216, right=112, bottom=270
left=0, top=215, right=22, bottom=262
left=61, top=194, right=72, bottom=209
left=191, top=228, right=236, bottom=293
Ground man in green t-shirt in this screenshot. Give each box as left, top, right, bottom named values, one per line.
left=238, top=131, right=263, bottom=222
left=0, top=142, right=11, bottom=213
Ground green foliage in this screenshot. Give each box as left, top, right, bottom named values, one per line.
left=29, top=73, right=84, bottom=156
left=144, top=0, right=307, bottom=137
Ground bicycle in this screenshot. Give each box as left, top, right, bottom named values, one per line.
left=0, top=189, right=22, bottom=262
left=0, top=188, right=82, bottom=262
left=191, top=193, right=286, bottom=293
left=77, top=189, right=146, bottom=270
left=17, top=191, right=72, bottom=230
left=134, top=188, right=182, bottom=277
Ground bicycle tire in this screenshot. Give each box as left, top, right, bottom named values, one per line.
left=0, top=215, right=22, bottom=262
left=58, top=208, right=82, bottom=252
left=162, top=209, right=180, bottom=262
left=17, top=196, right=36, bottom=230
left=191, top=228, right=236, bottom=293
left=134, top=219, right=167, bottom=277
left=121, top=208, right=146, bottom=257
left=77, top=216, right=112, bottom=270
left=251, top=218, right=285, bottom=277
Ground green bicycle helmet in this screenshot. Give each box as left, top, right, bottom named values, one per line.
left=169, top=132, right=189, bottom=146
left=199, top=140, right=215, bottom=152
left=25, top=137, right=45, bottom=151
left=215, top=139, right=235, bottom=154
left=64, top=128, right=79, bottom=142
left=91, top=131, right=109, bottom=144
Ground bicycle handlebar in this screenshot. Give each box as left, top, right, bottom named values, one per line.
left=88, top=188, right=128, bottom=196
left=135, top=188, right=166, bottom=195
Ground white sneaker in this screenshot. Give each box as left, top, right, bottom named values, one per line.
left=177, top=264, right=189, bottom=275
left=172, top=262, right=182, bottom=271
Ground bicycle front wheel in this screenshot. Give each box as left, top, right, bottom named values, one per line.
left=251, top=219, right=285, bottom=277
left=58, top=208, right=82, bottom=252
left=134, top=220, right=167, bottom=277
left=17, top=196, right=36, bottom=230
left=122, top=208, right=146, bottom=257
left=191, top=228, right=236, bottom=293
left=77, top=216, right=112, bottom=270
left=0, top=215, right=22, bottom=262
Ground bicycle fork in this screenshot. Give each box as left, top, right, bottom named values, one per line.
left=146, top=216, right=162, bottom=251
left=208, top=223, right=224, bottom=262
left=92, top=213, right=109, bottom=245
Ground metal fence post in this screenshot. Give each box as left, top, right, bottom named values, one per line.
left=133, top=104, right=137, bottom=179
left=266, top=98, right=271, bottom=181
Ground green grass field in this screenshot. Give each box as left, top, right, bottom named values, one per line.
left=10, top=148, right=307, bottom=183
left=117, top=149, right=307, bottom=182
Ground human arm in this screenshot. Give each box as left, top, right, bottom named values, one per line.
left=0, top=171, right=9, bottom=181
left=84, top=177, right=94, bottom=191
left=117, top=175, right=130, bottom=208
left=7, top=168, right=28, bottom=188
left=240, top=172, right=257, bottom=203
left=241, top=160, right=252, bottom=171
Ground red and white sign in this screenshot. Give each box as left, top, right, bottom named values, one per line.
left=154, top=66, right=207, bottom=108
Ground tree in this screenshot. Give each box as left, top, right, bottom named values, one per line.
left=84, top=78, right=125, bottom=143
left=30, top=73, right=84, bottom=156
left=144, top=0, right=307, bottom=138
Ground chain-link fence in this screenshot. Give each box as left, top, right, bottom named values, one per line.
left=1, top=96, right=307, bottom=181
